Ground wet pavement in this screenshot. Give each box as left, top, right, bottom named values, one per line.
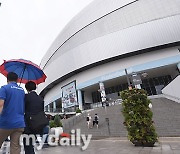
left=36, top=137, right=180, bottom=154
left=1, top=137, right=180, bottom=154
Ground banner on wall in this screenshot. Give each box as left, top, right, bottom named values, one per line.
left=61, top=81, right=78, bottom=109
left=99, top=82, right=106, bottom=102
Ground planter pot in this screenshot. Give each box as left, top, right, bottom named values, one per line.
left=76, top=113, right=81, bottom=116
left=142, top=142, right=155, bottom=147
left=48, top=127, right=64, bottom=146
left=132, top=141, right=143, bottom=146
left=50, top=127, right=63, bottom=139
left=132, top=141, right=155, bottom=147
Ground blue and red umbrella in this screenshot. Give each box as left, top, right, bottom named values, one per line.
left=0, top=59, right=47, bottom=85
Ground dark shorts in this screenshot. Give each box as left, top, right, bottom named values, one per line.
left=93, top=121, right=99, bottom=125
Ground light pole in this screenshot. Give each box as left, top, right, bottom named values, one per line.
left=125, top=69, right=131, bottom=87
left=98, top=84, right=110, bottom=136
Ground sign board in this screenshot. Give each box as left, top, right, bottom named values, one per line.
left=61, top=81, right=78, bottom=109
left=99, top=82, right=106, bottom=102
left=131, top=73, right=142, bottom=85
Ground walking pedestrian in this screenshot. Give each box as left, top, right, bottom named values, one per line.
left=93, top=114, right=99, bottom=129
left=42, top=124, right=50, bottom=149
left=0, top=72, right=25, bottom=154
left=23, top=81, right=46, bottom=154
left=86, top=114, right=92, bottom=129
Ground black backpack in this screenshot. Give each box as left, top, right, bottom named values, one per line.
left=94, top=116, right=98, bottom=121
left=86, top=116, right=90, bottom=121
left=27, top=111, right=49, bottom=131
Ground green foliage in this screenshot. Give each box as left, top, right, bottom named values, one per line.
left=49, top=115, right=63, bottom=128
left=121, top=88, right=158, bottom=146
left=49, top=120, right=57, bottom=128
left=76, top=108, right=82, bottom=113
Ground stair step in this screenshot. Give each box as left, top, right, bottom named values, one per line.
left=63, top=97, right=180, bottom=137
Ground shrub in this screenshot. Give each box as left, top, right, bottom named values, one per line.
left=76, top=108, right=82, bottom=113
left=121, top=88, right=158, bottom=146
left=49, top=115, right=63, bottom=128
left=49, top=120, right=57, bottom=128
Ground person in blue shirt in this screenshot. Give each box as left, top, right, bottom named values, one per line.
left=0, top=72, right=25, bottom=154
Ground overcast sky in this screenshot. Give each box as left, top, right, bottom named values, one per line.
left=0, top=0, right=93, bottom=86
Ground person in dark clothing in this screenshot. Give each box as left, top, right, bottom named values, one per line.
left=42, top=124, right=50, bottom=149
left=23, top=81, right=45, bottom=154
left=93, top=113, right=99, bottom=129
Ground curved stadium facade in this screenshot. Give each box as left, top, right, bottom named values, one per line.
left=39, top=0, right=180, bottom=113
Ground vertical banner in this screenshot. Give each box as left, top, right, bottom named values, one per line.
left=131, top=73, right=142, bottom=89
left=61, top=81, right=78, bottom=109
left=99, top=82, right=106, bottom=102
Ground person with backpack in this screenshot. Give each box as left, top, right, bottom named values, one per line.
left=23, top=81, right=47, bottom=154
left=93, top=114, right=99, bottom=129
left=86, top=114, right=92, bottom=129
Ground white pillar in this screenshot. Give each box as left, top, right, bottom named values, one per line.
left=53, top=101, right=56, bottom=112
left=177, top=63, right=180, bottom=72
left=48, top=105, right=50, bottom=112
left=135, top=84, right=141, bottom=89
left=99, top=82, right=106, bottom=102
left=77, top=90, right=83, bottom=110
left=61, top=98, right=64, bottom=113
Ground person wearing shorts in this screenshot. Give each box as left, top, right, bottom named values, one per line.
left=86, top=114, right=92, bottom=129
left=93, top=114, right=99, bottom=129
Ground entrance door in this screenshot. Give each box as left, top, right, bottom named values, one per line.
left=155, top=85, right=164, bottom=95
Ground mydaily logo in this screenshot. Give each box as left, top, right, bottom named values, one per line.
left=20, top=129, right=92, bottom=151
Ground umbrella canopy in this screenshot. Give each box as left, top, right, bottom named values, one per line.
left=0, top=59, right=47, bottom=85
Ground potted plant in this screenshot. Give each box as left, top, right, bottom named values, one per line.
left=121, top=88, right=158, bottom=146
left=49, top=115, right=63, bottom=143
left=49, top=115, right=63, bottom=128
left=76, top=108, right=82, bottom=116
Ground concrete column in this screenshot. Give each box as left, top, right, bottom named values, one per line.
left=53, top=101, right=56, bottom=112
left=61, top=98, right=64, bottom=113
left=48, top=105, right=50, bottom=112
left=177, top=63, right=180, bottom=72
left=78, top=90, right=83, bottom=110
left=135, top=84, right=141, bottom=89
left=99, top=82, right=106, bottom=102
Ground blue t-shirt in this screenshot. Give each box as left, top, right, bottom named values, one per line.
left=0, top=82, right=25, bottom=129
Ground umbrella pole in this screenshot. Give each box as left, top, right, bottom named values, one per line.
left=19, top=64, right=26, bottom=86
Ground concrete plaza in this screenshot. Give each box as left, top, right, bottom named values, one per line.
left=36, top=137, right=180, bottom=154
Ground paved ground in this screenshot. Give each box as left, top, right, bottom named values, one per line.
left=1, top=137, right=180, bottom=154
left=35, top=137, right=180, bottom=154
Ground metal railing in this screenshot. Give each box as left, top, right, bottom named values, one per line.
left=44, top=108, right=62, bottom=113
left=62, top=100, right=122, bottom=132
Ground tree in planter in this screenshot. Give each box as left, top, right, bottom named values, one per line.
left=49, top=115, right=63, bottom=128
left=49, top=115, right=63, bottom=142
left=121, top=88, right=158, bottom=146
left=76, top=108, right=82, bottom=114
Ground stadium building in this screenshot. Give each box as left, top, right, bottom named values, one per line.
left=38, top=0, right=180, bottom=114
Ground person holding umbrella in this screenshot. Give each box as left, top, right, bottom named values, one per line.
left=0, top=59, right=47, bottom=153
left=0, top=72, right=25, bottom=154
left=0, top=59, right=47, bottom=85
